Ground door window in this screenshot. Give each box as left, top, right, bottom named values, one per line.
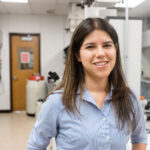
left=18, top=47, right=33, bottom=70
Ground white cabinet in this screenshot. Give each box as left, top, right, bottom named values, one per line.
left=108, top=18, right=142, bottom=98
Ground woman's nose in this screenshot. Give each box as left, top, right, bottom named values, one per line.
left=95, top=46, right=105, bottom=57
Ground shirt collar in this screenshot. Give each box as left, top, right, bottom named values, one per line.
left=77, top=84, right=113, bottom=104
left=53, top=84, right=114, bottom=103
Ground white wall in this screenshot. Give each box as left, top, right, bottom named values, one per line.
left=0, top=14, right=67, bottom=110
left=109, top=19, right=142, bottom=98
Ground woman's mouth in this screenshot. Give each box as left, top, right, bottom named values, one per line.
left=94, top=61, right=108, bottom=67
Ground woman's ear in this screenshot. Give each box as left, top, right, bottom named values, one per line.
left=75, top=52, right=81, bottom=62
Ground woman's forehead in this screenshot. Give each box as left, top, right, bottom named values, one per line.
left=82, top=29, right=113, bottom=45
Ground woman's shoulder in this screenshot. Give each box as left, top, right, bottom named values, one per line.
left=43, top=89, right=64, bottom=112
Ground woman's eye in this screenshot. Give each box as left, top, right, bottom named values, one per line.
left=104, top=44, right=112, bottom=48
left=86, top=45, right=95, bottom=49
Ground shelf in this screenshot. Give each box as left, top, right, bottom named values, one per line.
left=141, top=78, right=150, bottom=84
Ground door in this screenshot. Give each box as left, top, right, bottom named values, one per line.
left=10, top=34, right=40, bottom=111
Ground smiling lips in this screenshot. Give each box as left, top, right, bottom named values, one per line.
left=94, top=61, right=109, bottom=68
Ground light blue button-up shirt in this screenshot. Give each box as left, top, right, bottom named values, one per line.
left=27, top=86, right=147, bottom=150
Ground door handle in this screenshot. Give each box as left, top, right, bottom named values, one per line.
left=13, top=76, right=18, bottom=80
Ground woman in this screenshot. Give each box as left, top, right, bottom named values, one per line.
left=27, top=18, right=147, bottom=150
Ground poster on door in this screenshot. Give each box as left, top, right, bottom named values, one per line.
left=21, top=52, right=30, bottom=64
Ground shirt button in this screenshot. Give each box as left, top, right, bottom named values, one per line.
left=103, top=117, right=106, bottom=121
left=106, top=136, right=110, bottom=141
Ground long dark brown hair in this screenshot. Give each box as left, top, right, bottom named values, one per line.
left=48, top=18, right=136, bottom=131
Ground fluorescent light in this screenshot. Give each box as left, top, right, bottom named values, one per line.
left=115, top=0, right=145, bottom=8
left=1, top=0, right=28, bottom=3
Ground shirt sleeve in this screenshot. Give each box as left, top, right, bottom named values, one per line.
left=27, top=94, right=60, bottom=150
left=131, top=94, right=147, bottom=144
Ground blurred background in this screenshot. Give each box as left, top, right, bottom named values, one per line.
left=0, top=0, right=150, bottom=149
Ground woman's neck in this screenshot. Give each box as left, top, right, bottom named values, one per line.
left=84, top=76, right=110, bottom=93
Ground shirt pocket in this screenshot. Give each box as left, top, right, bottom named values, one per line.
left=56, top=131, right=89, bottom=149
left=57, top=134, right=79, bottom=145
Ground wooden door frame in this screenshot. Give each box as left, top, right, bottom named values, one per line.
left=9, top=33, right=41, bottom=111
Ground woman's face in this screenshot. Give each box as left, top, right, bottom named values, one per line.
left=77, top=29, right=116, bottom=81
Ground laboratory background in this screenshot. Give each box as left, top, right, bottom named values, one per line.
left=0, top=0, right=150, bottom=150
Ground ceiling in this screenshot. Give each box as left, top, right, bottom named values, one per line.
left=0, top=0, right=150, bottom=18
left=129, top=0, right=150, bottom=18
left=0, top=0, right=73, bottom=15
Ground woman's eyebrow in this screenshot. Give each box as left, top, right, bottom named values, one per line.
left=103, top=41, right=113, bottom=44
left=83, top=41, right=113, bottom=46
left=84, top=42, right=95, bottom=46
